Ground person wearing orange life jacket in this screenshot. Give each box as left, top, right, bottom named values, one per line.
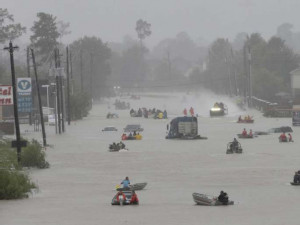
left=189, top=107, right=194, bottom=116
left=130, top=190, right=139, bottom=205
left=242, top=128, right=247, bottom=136
left=288, top=133, right=293, bottom=142
left=183, top=108, right=187, bottom=116
left=116, top=191, right=126, bottom=203
left=249, top=129, right=253, bottom=137
left=279, top=132, right=287, bottom=142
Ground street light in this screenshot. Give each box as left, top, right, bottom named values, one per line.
left=41, top=84, right=50, bottom=110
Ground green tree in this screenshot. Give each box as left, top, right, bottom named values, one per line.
left=135, top=19, right=151, bottom=44
left=0, top=8, right=26, bottom=43
left=70, top=36, right=111, bottom=98
left=30, top=12, right=59, bottom=60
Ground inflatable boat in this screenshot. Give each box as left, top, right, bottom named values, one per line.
left=192, top=193, right=234, bottom=206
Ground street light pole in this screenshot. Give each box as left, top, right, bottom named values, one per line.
left=42, top=85, right=50, bottom=110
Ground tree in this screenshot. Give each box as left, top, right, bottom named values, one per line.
left=135, top=19, right=151, bottom=44
left=0, top=8, right=26, bottom=43
left=30, top=12, right=59, bottom=60
left=57, top=20, right=71, bottom=43
left=70, top=36, right=111, bottom=98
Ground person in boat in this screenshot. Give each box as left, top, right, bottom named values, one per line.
left=122, top=133, right=127, bottom=140
left=129, top=132, right=133, bottom=137
left=112, top=142, right=117, bottom=150
left=116, top=191, right=126, bottom=203
left=121, top=177, right=130, bottom=189
left=293, top=171, right=300, bottom=183
left=183, top=108, right=187, bottom=116
left=249, top=129, right=253, bottom=137
left=288, top=133, right=293, bottom=142
left=163, top=110, right=168, bottom=119
left=232, top=138, right=239, bottom=150
left=238, top=115, right=242, bottom=122
left=130, top=190, right=139, bottom=205
left=242, top=128, right=247, bottom=136
left=219, top=102, right=224, bottom=110
left=120, top=141, right=125, bottom=149
left=214, top=102, right=219, bottom=108
left=189, top=107, right=194, bottom=116
left=133, top=131, right=137, bottom=136
left=279, top=132, right=287, bottom=142
left=218, top=191, right=229, bottom=205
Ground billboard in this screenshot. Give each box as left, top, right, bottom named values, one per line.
left=0, top=85, right=13, bottom=105
left=17, top=78, right=32, bottom=113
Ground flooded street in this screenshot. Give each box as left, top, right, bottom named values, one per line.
left=1, top=94, right=299, bottom=225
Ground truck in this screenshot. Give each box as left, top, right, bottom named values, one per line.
left=165, top=116, right=207, bottom=140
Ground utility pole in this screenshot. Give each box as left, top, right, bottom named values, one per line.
left=90, top=53, right=93, bottom=99
left=4, top=42, right=22, bottom=163
left=248, top=46, right=253, bottom=107
left=26, top=47, right=32, bottom=125
left=243, top=43, right=248, bottom=102
left=70, top=50, right=74, bottom=95
left=226, top=57, right=232, bottom=97
left=80, top=49, right=83, bottom=92
left=66, top=46, right=71, bottom=125
left=31, top=48, right=47, bottom=147
left=55, top=48, right=61, bottom=134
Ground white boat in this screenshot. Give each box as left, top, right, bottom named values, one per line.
left=192, top=193, right=234, bottom=206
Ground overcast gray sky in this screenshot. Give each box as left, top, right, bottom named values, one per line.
left=2, top=0, right=300, bottom=47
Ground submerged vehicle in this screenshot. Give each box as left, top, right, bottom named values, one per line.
left=123, top=124, right=144, bottom=132
left=268, top=126, right=293, bottom=133
left=165, top=117, right=207, bottom=140
left=226, top=142, right=243, bottom=154
left=111, top=191, right=138, bottom=205
left=116, top=182, right=147, bottom=191
left=102, top=126, right=118, bottom=132
left=192, top=193, right=234, bottom=206
left=210, top=102, right=228, bottom=117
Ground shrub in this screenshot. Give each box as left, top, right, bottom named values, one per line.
left=0, top=170, right=36, bottom=199
left=21, top=139, right=49, bottom=169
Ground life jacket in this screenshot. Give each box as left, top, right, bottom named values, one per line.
left=116, top=192, right=126, bottom=202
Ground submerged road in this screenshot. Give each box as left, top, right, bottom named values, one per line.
left=1, top=94, right=299, bottom=225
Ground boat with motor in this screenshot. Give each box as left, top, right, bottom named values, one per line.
left=116, top=182, right=147, bottom=191
left=226, top=141, right=243, bottom=154
left=192, top=193, right=234, bottom=206
left=165, top=116, right=207, bottom=140
left=210, top=102, right=228, bottom=117
left=111, top=191, right=139, bottom=205
left=237, top=134, right=254, bottom=139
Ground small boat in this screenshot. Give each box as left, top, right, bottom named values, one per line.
left=290, top=182, right=300, bottom=186
left=237, top=119, right=254, bottom=123
left=116, top=182, right=147, bottom=191
left=237, top=134, right=254, bottom=139
left=226, top=142, right=243, bottom=154
left=109, top=148, right=128, bottom=152
left=192, top=193, right=234, bottom=206
left=111, top=191, right=138, bottom=205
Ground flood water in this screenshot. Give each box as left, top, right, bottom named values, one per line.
left=1, top=93, right=299, bottom=225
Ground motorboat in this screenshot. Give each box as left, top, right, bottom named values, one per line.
left=192, top=193, right=234, bottom=206
left=226, top=142, right=243, bottom=154
left=111, top=191, right=138, bottom=205
left=237, top=134, right=254, bottom=139
left=116, top=182, right=147, bottom=191
left=209, top=103, right=228, bottom=117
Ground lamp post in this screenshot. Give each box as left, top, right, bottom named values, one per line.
left=42, top=85, right=50, bottom=110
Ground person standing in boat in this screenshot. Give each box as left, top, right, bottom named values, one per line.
left=121, top=177, right=130, bottom=189
left=218, top=191, right=229, bottom=205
